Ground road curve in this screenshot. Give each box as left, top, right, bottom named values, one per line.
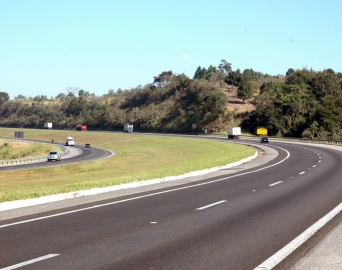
left=1, top=137, right=342, bottom=269
left=0, top=140, right=114, bottom=172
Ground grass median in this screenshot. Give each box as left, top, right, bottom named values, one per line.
left=0, top=128, right=256, bottom=202
left=0, top=139, right=59, bottom=159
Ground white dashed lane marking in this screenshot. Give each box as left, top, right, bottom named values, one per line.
left=196, top=200, right=227, bottom=210
left=269, top=181, right=283, bottom=187
left=1, top=254, right=60, bottom=270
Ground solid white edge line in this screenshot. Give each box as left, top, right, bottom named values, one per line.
left=196, top=200, right=227, bottom=210
left=1, top=254, right=60, bottom=270
left=269, top=181, right=283, bottom=187
left=0, top=146, right=291, bottom=229
left=254, top=202, right=342, bottom=270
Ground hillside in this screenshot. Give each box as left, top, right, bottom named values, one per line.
left=2, top=67, right=341, bottom=139
left=221, top=75, right=285, bottom=113
left=225, top=90, right=256, bottom=112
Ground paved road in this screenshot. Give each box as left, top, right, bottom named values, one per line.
left=0, top=141, right=113, bottom=172
left=1, top=138, right=342, bottom=269
left=0, top=138, right=341, bottom=269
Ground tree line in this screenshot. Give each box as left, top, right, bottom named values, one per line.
left=1, top=61, right=342, bottom=138
left=242, top=68, right=342, bottom=139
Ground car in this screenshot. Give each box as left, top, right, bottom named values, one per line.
left=85, top=143, right=91, bottom=148
left=260, top=136, right=269, bottom=143
left=47, top=151, right=61, bottom=161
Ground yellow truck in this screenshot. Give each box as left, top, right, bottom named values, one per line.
left=257, top=127, right=268, bottom=136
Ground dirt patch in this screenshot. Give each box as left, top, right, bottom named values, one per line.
left=221, top=87, right=256, bottom=112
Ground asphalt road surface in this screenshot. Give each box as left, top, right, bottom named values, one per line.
left=1, top=138, right=342, bottom=269
left=0, top=140, right=113, bottom=172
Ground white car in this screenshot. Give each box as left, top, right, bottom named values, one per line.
left=47, top=151, right=61, bottom=162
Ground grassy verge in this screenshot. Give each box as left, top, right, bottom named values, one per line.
left=0, top=139, right=59, bottom=159
left=0, top=128, right=256, bottom=202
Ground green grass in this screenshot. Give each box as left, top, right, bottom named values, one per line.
left=0, top=139, right=59, bottom=159
left=0, top=128, right=256, bottom=202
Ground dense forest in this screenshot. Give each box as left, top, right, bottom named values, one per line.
left=1, top=60, right=342, bottom=139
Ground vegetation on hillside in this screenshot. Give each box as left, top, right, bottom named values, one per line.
left=242, top=68, right=342, bottom=138
left=1, top=61, right=342, bottom=138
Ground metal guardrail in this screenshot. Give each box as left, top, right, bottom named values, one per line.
left=194, top=132, right=342, bottom=144
left=0, top=156, right=48, bottom=166
left=0, top=144, right=68, bottom=167
left=201, top=133, right=342, bottom=146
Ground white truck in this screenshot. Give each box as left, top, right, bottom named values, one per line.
left=124, top=124, right=133, bottom=133
left=66, top=137, right=75, bottom=146
left=228, top=127, right=241, bottom=139
left=44, top=122, right=52, bottom=129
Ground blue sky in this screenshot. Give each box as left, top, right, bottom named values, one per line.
left=1, top=0, right=341, bottom=99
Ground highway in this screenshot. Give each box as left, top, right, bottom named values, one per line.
left=0, top=141, right=113, bottom=172
left=1, top=138, right=342, bottom=269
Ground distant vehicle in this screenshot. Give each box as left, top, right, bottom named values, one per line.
left=47, top=151, right=61, bottom=162
left=76, top=124, right=87, bottom=131
left=257, top=127, right=268, bottom=136
left=44, top=122, right=52, bottom=129
left=260, top=136, right=269, bottom=143
left=124, top=124, right=133, bottom=133
left=66, top=137, right=75, bottom=146
left=228, top=127, right=241, bottom=139
left=85, top=143, right=91, bottom=148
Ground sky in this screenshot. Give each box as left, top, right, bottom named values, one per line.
left=1, top=0, right=342, bottom=99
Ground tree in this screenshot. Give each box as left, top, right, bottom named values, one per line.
left=67, top=92, right=75, bottom=98
left=0, top=92, right=10, bottom=105
left=237, top=80, right=253, bottom=103
left=206, top=65, right=218, bottom=83
left=33, top=95, right=48, bottom=102
left=225, top=69, right=243, bottom=86
left=78, top=89, right=89, bottom=97
left=218, top=59, right=232, bottom=75
left=311, top=70, right=341, bottom=99
left=153, top=71, right=173, bottom=87
left=14, top=94, right=26, bottom=100
left=193, top=66, right=208, bottom=80
left=286, top=68, right=295, bottom=76
left=194, top=66, right=204, bottom=79
left=313, top=95, right=342, bottom=139
left=242, top=68, right=258, bottom=80
left=285, top=68, right=315, bottom=85
left=56, top=93, right=66, bottom=100
left=106, top=89, right=115, bottom=96
left=65, top=96, right=88, bottom=117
